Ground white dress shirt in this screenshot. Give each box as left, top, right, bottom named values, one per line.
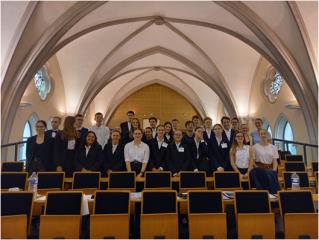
left=152, top=129, right=157, bottom=138
left=224, top=129, right=232, bottom=141
left=157, top=137, right=165, bottom=149
left=112, top=144, right=118, bottom=154
left=90, top=124, right=110, bottom=148
left=206, top=129, right=212, bottom=139
left=85, top=145, right=91, bottom=157
left=124, top=141, right=150, bottom=163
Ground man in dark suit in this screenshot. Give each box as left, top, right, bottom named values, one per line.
left=149, top=117, right=158, bottom=139
left=182, top=120, right=194, bottom=145
left=203, top=117, right=214, bottom=143
left=45, top=116, right=61, bottom=138
left=167, top=130, right=192, bottom=176
left=75, top=114, right=88, bottom=140
left=188, top=127, right=213, bottom=175
left=103, top=130, right=125, bottom=175
left=221, top=116, right=235, bottom=146
left=120, top=110, right=135, bottom=144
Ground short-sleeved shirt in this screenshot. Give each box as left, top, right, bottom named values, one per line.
left=253, top=143, right=279, bottom=164
left=235, top=145, right=250, bottom=169
left=251, top=131, right=271, bottom=145
left=124, top=141, right=150, bottom=163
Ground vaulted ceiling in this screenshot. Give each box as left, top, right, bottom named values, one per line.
left=1, top=1, right=318, bottom=144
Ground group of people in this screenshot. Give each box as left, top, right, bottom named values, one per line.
left=26, top=111, right=280, bottom=192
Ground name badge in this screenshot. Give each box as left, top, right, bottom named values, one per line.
left=162, top=142, right=168, bottom=148
left=221, top=143, right=228, bottom=149
left=67, top=140, right=76, bottom=150
left=200, top=139, right=205, bottom=144
left=52, top=132, right=56, bottom=138
left=178, top=147, right=184, bottom=152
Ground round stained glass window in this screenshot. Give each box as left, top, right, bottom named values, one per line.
left=34, top=66, right=51, bottom=100
left=264, top=67, right=283, bottom=103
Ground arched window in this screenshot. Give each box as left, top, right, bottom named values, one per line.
left=275, top=114, right=296, bottom=154
left=262, top=119, right=272, bottom=138
left=18, top=113, right=39, bottom=162
left=18, top=121, right=32, bottom=161
left=283, top=121, right=296, bottom=154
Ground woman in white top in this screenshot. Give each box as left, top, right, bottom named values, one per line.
left=250, top=129, right=280, bottom=193
left=230, top=131, right=253, bottom=179
left=124, top=128, right=150, bottom=177
left=253, top=129, right=278, bottom=171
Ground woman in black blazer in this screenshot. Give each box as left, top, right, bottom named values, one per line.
left=164, top=121, right=174, bottom=144
left=149, top=125, right=168, bottom=171
left=103, top=130, right=125, bottom=175
left=167, top=130, right=192, bottom=176
left=209, top=124, right=232, bottom=171
left=74, top=131, right=103, bottom=172
left=54, top=116, right=81, bottom=177
left=26, top=120, right=54, bottom=175
left=188, top=127, right=213, bottom=176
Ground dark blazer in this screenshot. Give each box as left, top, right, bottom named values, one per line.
left=77, top=127, right=88, bottom=142
left=209, top=136, right=232, bottom=171
left=203, top=129, right=214, bottom=143
left=164, top=134, right=173, bottom=144
left=148, top=138, right=168, bottom=170
left=188, top=138, right=213, bottom=174
left=102, top=143, right=125, bottom=173
left=53, top=132, right=81, bottom=175
left=45, top=129, right=59, bottom=139
left=166, top=142, right=191, bottom=174
left=26, top=135, right=54, bottom=173
left=74, top=143, right=103, bottom=171
left=120, top=122, right=130, bottom=144
left=142, top=136, right=153, bottom=146
left=222, top=129, right=236, bottom=146
left=182, top=133, right=195, bottom=145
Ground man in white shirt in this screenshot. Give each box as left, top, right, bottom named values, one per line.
left=90, top=112, right=110, bottom=149
left=124, top=128, right=150, bottom=176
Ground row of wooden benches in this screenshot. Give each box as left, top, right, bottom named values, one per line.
left=1, top=190, right=318, bottom=239
left=1, top=171, right=318, bottom=193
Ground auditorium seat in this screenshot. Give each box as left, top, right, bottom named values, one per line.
left=39, top=191, right=83, bottom=239
left=179, top=171, right=206, bottom=192
left=235, top=190, right=275, bottom=239
left=37, top=172, right=65, bottom=194
left=108, top=172, right=136, bottom=191
left=283, top=171, right=310, bottom=189
left=1, top=192, right=34, bottom=239
left=140, top=190, right=178, bottom=239
left=188, top=190, right=226, bottom=239
left=285, top=155, right=303, bottom=162
left=90, top=191, right=130, bottom=239
left=278, top=190, right=318, bottom=239
left=144, top=171, right=172, bottom=189
left=214, top=172, right=242, bottom=190
left=72, top=172, right=100, bottom=194
left=1, top=161, right=24, bottom=172
left=1, top=172, right=27, bottom=190
left=284, top=162, right=305, bottom=172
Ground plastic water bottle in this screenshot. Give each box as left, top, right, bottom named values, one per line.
left=28, top=172, right=38, bottom=194
left=291, top=172, right=300, bottom=190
